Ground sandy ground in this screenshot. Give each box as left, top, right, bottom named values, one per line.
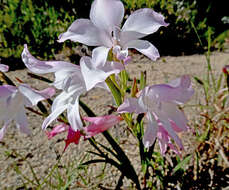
left=0, top=51, right=229, bottom=189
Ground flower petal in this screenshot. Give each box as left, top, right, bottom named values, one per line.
left=46, top=123, right=69, bottom=139
left=53, top=65, right=84, bottom=90
left=67, top=99, right=83, bottom=131
left=118, top=97, right=146, bottom=114
left=80, top=56, right=123, bottom=91
left=157, top=127, right=168, bottom=155
left=92, top=46, right=111, bottom=68
left=90, top=0, right=124, bottom=33
left=158, top=118, right=183, bottom=150
left=0, top=64, right=9, bottom=72
left=0, top=85, right=17, bottom=98
left=120, top=31, right=146, bottom=46
left=0, top=123, right=9, bottom=141
left=15, top=109, right=30, bottom=135
left=122, top=8, right=168, bottom=36
left=51, top=90, right=76, bottom=112
left=58, top=19, right=112, bottom=47
left=157, top=126, right=181, bottom=155
left=83, top=115, right=122, bottom=138
left=143, top=113, right=158, bottom=148
left=124, top=40, right=159, bottom=61
left=112, top=45, right=129, bottom=61
left=42, top=105, right=68, bottom=130
left=148, top=75, right=194, bottom=104
left=161, top=102, right=188, bottom=132
left=18, top=84, right=55, bottom=106
left=64, top=128, right=81, bottom=151
left=22, top=44, right=78, bottom=74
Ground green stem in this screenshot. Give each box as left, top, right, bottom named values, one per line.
left=79, top=100, right=140, bottom=189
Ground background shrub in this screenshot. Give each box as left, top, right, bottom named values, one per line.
left=0, top=0, right=92, bottom=69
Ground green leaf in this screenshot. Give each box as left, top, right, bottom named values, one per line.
left=216, top=74, right=223, bottom=92
left=194, top=76, right=204, bottom=85
left=106, top=77, right=122, bottom=106
left=172, top=154, right=192, bottom=174
left=140, top=71, right=146, bottom=90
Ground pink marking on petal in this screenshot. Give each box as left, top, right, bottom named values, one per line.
left=64, top=127, right=82, bottom=151
left=45, top=123, right=69, bottom=140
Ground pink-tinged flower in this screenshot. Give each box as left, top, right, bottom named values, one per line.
left=45, top=123, right=69, bottom=139
left=118, top=75, right=194, bottom=155
left=46, top=115, right=121, bottom=150
left=46, top=124, right=81, bottom=151
left=58, top=0, right=168, bottom=62
left=22, top=45, right=123, bottom=131
left=0, top=64, right=9, bottom=72
left=83, top=115, right=122, bottom=138
left=0, top=84, right=55, bottom=141
left=22, top=44, right=86, bottom=131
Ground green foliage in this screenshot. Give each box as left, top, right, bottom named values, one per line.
left=0, top=0, right=75, bottom=60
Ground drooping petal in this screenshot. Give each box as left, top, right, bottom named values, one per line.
left=18, top=84, right=55, bottom=106
left=22, top=44, right=77, bottom=74
left=91, top=46, right=111, bottom=68
left=80, top=56, right=123, bottom=91
left=122, top=8, right=168, bottom=36
left=118, top=97, right=146, bottom=114
left=67, top=99, right=83, bottom=131
left=46, top=123, right=69, bottom=139
left=157, top=126, right=181, bottom=155
left=15, top=109, right=30, bottom=135
left=83, top=115, right=122, bottom=138
left=58, top=19, right=112, bottom=47
left=53, top=65, right=83, bottom=90
left=42, top=105, right=68, bottom=130
left=157, top=126, right=169, bottom=155
left=90, top=0, right=124, bottom=33
left=0, top=64, right=9, bottom=72
left=143, top=113, right=158, bottom=148
left=160, top=102, right=188, bottom=132
left=0, top=123, right=9, bottom=141
left=51, top=90, right=75, bottom=113
left=157, top=117, right=183, bottom=150
left=124, top=40, right=159, bottom=61
left=64, top=127, right=81, bottom=151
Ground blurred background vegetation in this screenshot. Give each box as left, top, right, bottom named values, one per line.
left=0, top=0, right=229, bottom=69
